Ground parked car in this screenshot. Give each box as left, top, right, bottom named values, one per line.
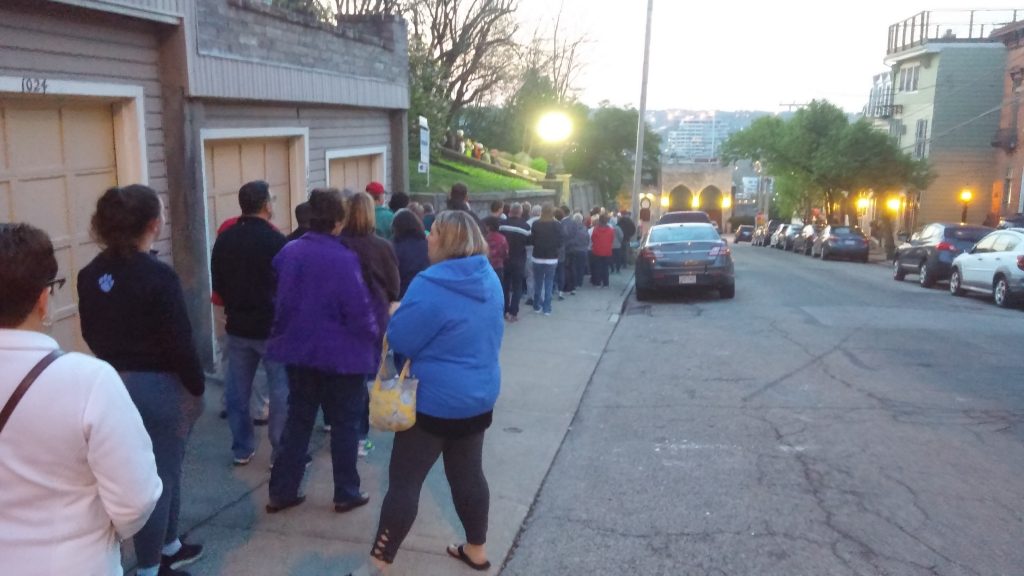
left=792, top=224, right=823, bottom=255
left=997, top=213, right=1024, bottom=229
left=734, top=225, right=754, bottom=243
left=657, top=211, right=712, bottom=225
left=778, top=223, right=803, bottom=251
left=770, top=224, right=791, bottom=249
left=635, top=222, right=735, bottom=301
left=949, top=228, right=1024, bottom=307
left=893, top=223, right=993, bottom=287
left=754, top=220, right=783, bottom=246
left=812, top=225, right=869, bottom=261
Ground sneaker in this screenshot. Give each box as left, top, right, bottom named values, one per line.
left=162, top=540, right=204, bottom=570
left=358, top=439, right=374, bottom=457
left=334, top=492, right=371, bottom=513
left=322, top=424, right=332, bottom=433
left=533, top=308, right=542, bottom=314
left=233, top=451, right=256, bottom=466
left=525, top=298, right=534, bottom=306
left=544, top=312, right=552, bottom=316
left=570, top=291, right=577, bottom=295
left=557, top=294, right=565, bottom=301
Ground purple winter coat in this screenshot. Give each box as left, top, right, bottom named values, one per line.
left=266, top=232, right=379, bottom=374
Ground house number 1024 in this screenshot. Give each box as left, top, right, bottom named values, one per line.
left=21, top=77, right=48, bottom=94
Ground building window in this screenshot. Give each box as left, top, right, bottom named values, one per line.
left=899, top=64, right=920, bottom=92
left=914, top=119, right=929, bottom=158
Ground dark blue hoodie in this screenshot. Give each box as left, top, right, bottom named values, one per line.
left=387, top=254, right=504, bottom=419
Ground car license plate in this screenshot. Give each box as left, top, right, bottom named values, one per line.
left=844, top=240, right=855, bottom=245
left=679, top=275, right=697, bottom=285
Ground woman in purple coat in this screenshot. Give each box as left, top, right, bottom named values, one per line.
left=265, top=188, right=379, bottom=514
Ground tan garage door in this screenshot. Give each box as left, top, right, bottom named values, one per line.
left=0, top=97, right=118, bottom=352
left=329, top=154, right=383, bottom=192
left=204, top=138, right=293, bottom=239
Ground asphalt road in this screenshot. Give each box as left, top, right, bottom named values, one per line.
left=501, top=241, right=1024, bottom=576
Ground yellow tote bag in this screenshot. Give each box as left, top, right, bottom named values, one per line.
left=369, top=337, right=418, bottom=432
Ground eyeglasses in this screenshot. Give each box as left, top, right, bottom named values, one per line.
left=46, top=277, right=66, bottom=295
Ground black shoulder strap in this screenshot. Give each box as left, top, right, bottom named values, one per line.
left=0, top=349, right=64, bottom=437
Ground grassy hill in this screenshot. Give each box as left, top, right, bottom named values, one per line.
left=409, top=158, right=538, bottom=193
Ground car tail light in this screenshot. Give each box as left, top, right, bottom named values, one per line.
left=640, top=248, right=657, bottom=263
left=936, top=241, right=957, bottom=252
left=709, top=244, right=731, bottom=258
left=1018, top=255, right=1024, bottom=271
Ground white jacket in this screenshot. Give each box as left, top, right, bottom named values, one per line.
left=0, top=329, right=162, bottom=576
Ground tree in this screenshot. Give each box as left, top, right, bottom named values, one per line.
left=408, top=37, right=452, bottom=156
left=722, top=99, right=932, bottom=226
left=407, top=0, right=521, bottom=125
left=564, top=104, right=661, bottom=206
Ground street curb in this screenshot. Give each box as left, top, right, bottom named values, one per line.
left=498, top=277, right=633, bottom=574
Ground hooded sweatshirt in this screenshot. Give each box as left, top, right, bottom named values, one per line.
left=387, top=254, right=504, bottom=419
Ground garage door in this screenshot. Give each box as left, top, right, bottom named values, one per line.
left=329, top=154, right=383, bottom=192
left=0, top=97, right=117, bottom=352
left=204, top=138, right=293, bottom=239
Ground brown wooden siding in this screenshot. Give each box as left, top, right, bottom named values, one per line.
left=201, top=102, right=393, bottom=191
left=0, top=2, right=170, bottom=254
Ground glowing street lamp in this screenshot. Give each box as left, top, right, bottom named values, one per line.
left=660, top=195, right=670, bottom=209
left=536, top=111, right=573, bottom=145
left=886, top=197, right=902, bottom=213
left=959, top=189, right=973, bottom=223
left=856, top=197, right=870, bottom=212
left=691, top=195, right=701, bottom=210
left=721, top=195, right=732, bottom=209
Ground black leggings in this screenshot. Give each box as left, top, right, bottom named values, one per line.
left=371, top=424, right=489, bottom=563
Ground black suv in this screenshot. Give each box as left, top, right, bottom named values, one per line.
left=893, top=223, right=993, bottom=287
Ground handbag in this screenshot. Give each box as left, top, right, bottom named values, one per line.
left=369, top=337, right=418, bottom=432
left=0, top=350, right=64, bottom=437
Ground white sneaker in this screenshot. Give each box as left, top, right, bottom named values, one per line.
left=358, top=439, right=374, bottom=457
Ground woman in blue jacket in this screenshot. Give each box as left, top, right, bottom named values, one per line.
left=364, top=210, right=504, bottom=574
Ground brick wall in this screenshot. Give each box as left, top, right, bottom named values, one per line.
left=196, top=0, right=407, bottom=85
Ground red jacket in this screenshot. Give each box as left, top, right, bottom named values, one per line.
left=486, top=231, right=509, bottom=270
left=591, top=225, right=614, bottom=257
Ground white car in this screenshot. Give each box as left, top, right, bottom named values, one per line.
left=949, top=228, right=1024, bottom=307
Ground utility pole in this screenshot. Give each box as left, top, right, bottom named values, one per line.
left=631, top=0, right=654, bottom=222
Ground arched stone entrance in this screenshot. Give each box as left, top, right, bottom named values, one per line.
left=669, top=185, right=692, bottom=211
left=660, top=163, right=734, bottom=231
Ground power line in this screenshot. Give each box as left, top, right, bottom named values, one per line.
left=901, top=93, right=1019, bottom=152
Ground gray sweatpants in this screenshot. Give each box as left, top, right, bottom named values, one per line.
left=371, top=424, right=489, bottom=563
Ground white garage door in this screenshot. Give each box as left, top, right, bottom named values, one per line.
left=204, top=138, right=294, bottom=238
left=329, top=153, right=384, bottom=192
left=0, top=97, right=118, bottom=352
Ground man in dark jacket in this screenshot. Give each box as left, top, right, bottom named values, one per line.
left=499, top=202, right=531, bottom=321
left=285, top=202, right=311, bottom=242
left=211, top=180, right=289, bottom=466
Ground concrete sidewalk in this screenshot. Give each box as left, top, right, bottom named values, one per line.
left=143, top=271, right=632, bottom=576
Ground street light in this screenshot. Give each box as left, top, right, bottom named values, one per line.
left=886, top=197, right=901, bottom=213
left=959, top=189, right=973, bottom=224
left=856, top=197, right=870, bottom=212
left=660, top=195, right=670, bottom=209
left=536, top=111, right=573, bottom=179
left=691, top=195, right=701, bottom=209
left=721, top=195, right=732, bottom=209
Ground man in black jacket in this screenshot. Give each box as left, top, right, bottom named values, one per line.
left=211, top=181, right=288, bottom=466
left=499, top=202, right=531, bottom=321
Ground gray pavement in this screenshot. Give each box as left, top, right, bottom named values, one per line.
left=129, top=270, right=632, bottom=575
left=502, top=240, right=1024, bottom=576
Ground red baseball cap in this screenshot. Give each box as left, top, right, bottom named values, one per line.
left=366, top=181, right=385, bottom=197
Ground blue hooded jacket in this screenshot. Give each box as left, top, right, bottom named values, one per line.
left=387, top=254, right=504, bottom=419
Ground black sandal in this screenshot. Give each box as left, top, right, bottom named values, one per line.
left=446, top=544, right=491, bottom=571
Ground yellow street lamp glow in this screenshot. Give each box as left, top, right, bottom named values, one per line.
left=856, top=197, right=870, bottom=211
left=721, top=195, right=732, bottom=209
left=536, top=111, right=573, bottom=143
left=886, top=197, right=901, bottom=212
left=959, top=189, right=973, bottom=203
left=660, top=195, right=670, bottom=208
left=691, top=195, right=701, bottom=209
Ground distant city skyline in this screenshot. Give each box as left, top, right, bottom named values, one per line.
left=513, top=1, right=1023, bottom=113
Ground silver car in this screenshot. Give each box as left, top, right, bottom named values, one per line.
left=949, top=228, right=1024, bottom=307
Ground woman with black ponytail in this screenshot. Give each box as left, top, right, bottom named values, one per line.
left=77, top=185, right=206, bottom=576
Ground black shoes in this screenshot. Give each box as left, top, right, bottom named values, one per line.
left=334, top=492, right=370, bottom=513
left=266, top=495, right=306, bottom=514
left=161, top=537, right=203, bottom=573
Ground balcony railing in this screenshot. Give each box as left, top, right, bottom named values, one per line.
left=887, top=10, right=1021, bottom=55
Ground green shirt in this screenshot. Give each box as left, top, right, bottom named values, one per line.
left=375, top=205, right=394, bottom=240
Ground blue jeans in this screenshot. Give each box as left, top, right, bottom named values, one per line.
left=225, top=335, right=289, bottom=461
left=269, top=367, right=366, bottom=505
left=121, top=372, right=201, bottom=569
left=532, top=261, right=557, bottom=313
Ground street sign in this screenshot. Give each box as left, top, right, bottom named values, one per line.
left=419, top=116, right=430, bottom=187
